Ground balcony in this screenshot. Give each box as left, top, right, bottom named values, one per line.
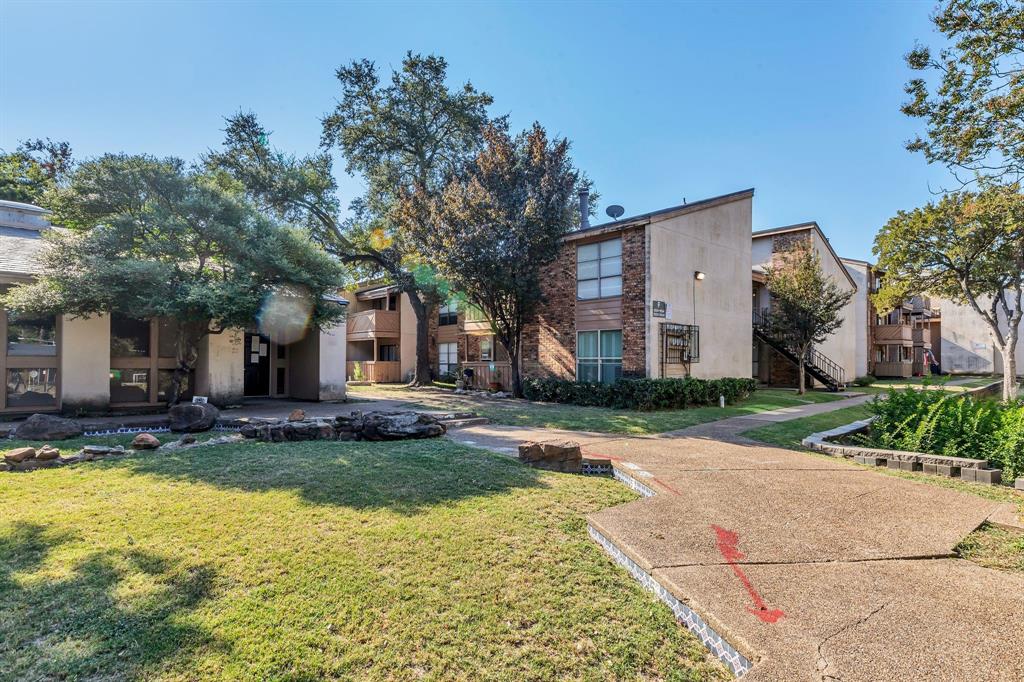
left=912, top=328, right=931, bottom=348
left=873, top=361, right=913, bottom=378
left=873, top=324, right=913, bottom=345
left=346, top=309, right=401, bottom=340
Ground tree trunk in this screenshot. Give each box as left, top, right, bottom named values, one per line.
left=406, top=293, right=433, bottom=386
left=1002, top=345, right=1019, bottom=402
left=167, top=320, right=208, bottom=407
left=797, top=344, right=807, bottom=395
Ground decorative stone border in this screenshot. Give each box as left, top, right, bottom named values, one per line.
left=588, top=523, right=753, bottom=677
left=589, top=465, right=753, bottom=677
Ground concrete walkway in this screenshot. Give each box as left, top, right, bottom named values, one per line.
left=448, top=399, right=1024, bottom=681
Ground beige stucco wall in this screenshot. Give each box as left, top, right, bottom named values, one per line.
left=399, top=292, right=417, bottom=382
left=288, top=331, right=320, bottom=400
left=195, top=328, right=244, bottom=405
left=60, top=313, right=110, bottom=413
left=753, top=229, right=858, bottom=385
left=318, top=320, right=346, bottom=400
left=647, top=195, right=753, bottom=379
left=842, top=261, right=870, bottom=378
left=937, top=296, right=1022, bottom=375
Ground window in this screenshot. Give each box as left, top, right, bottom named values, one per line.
left=577, top=238, right=622, bottom=300
left=111, top=314, right=150, bottom=357
left=110, top=368, right=150, bottom=403
left=7, top=367, right=57, bottom=407
left=479, top=338, right=493, bottom=361
left=7, top=311, right=57, bottom=356
left=465, top=305, right=488, bottom=323
left=438, top=342, right=458, bottom=376
left=438, top=302, right=458, bottom=326
left=577, top=330, right=622, bottom=384
left=378, top=344, right=398, bottom=361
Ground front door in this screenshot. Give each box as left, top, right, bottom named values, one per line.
left=244, top=332, right=271, bottom=397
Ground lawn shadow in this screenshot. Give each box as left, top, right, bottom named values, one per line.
left=0, top=521, right=220, bottom=680
left=124, top=438, right=548, bottom=513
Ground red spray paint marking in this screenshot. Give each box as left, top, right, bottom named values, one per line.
left=711, top=525, right=785, bottom=624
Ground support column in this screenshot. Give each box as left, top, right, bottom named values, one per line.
left=60, top=313, right=110, bottom=414
left=195, top=329, right=244, bottom=406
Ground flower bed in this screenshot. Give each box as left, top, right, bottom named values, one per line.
left=862, top=388, right=1024, bottom=479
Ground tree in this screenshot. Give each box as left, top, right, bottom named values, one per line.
left=874, top=185, right=1023, bottom=400
left=763, top=244, right=853, bottom=395
left=402, top=123, right=585, bottom=397
left=903, top=0, right=1024, bottom=184
left=1, top=154, right=345, bottom=405
left=321, top=52, right=496, bottom=385
left=0, top=138, right=73, bottom=203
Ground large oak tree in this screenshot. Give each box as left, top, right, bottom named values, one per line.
left=874, top=185, right=1023, bottom=400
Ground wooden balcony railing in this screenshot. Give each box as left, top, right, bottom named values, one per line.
left=873, top=324, right=913, bottom=344
left=460, top=361, right=511, bottom=390
left=346, top=360, right=402, bottom=383
left=912, top=328, right=930, bottom=347
left=346, top=310, right=401, bottom=340
left=873, top=361, right=913, bottom=378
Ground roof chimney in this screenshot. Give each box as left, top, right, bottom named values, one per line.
left=578, top=189, right=590, bottom=229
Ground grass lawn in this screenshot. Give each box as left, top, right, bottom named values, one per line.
left=956, top=524, right=1024, bottom=574
left=349, top=384, right=848, bottom=435
left=0, top=438, right=727, bottom=681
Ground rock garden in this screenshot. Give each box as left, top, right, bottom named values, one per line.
left=1, top=405, right=448, bottom=473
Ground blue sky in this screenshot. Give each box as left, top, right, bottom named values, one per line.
left=1, top=0, right=949, bottom=261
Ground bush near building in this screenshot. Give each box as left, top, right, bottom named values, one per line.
left=868, top=389, right=1024, bottom=478
left=522, top=377, right=757, bottom=411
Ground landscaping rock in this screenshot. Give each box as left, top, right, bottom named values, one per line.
left=4, top=446, right=36, bottom=463
left=287, top=409, right=306, bottom=422
left=131, top=433, right=161, bottom=450
left=0, top=462, right=9, bottom=472
left=518, top=440, right=582, bottom=473
left=35, top=445, right=61, bottom=461
left=178, top=433, right=197, bottom=445
left=168, top=403, right=220, bottom=432
left=359, top=412, right=446, bottom=441
left=14, top=413, right=82, bottom=441
left=82, top=445, right=120, bottom=455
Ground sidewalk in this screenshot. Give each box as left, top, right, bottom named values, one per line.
left=448, top=397, right=1024, bottom=681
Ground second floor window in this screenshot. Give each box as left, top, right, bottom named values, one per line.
left=577, top=238, right=622, bottom=299
left=480, top=338, right=492, bottom=361
left=438, top=302, right=458, bottom=326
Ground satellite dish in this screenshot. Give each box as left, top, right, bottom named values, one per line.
left=606, top=205, right=625, bottom=220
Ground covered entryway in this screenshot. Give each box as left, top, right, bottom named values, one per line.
left=244, top=332, right=271, bottom=397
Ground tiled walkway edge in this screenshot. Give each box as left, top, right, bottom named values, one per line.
left=589, top=467, right=754, bottom=678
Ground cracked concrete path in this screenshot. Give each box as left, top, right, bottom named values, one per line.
left=447, top=402, right=1024, bottom=681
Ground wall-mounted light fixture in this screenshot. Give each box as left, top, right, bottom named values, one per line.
left=692, top=272, right=705, bottom=325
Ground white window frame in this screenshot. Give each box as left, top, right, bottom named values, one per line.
left=576, top=329, right=623, bottom=384
left=576, top=238, right=623, bottom=300
left=438, top=342, right=458, bottom=376
left=479, top=337, right=493, bottom=361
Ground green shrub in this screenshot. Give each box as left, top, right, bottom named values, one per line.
left=868, top=388, right=1024, bottom=478
left=521, top=376, right=756, bottom=412
left=853, top=375, right=876, bottom=387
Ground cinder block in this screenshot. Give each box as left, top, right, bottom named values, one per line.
left=960, top=468, right=977, bottom=482
left=935, top=465, right=960, bottom=478
left=1016, top=477, right=1024, bottom=491
left=923, top=463, right=938, bottom=475
left=886, top=459, right=900, bottom=470
left=899, top=461, right=922, bottom=472
left=976, top=469, right=1002, bottom=486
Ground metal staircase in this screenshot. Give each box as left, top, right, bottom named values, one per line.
left=752, top=310, right=846, bottom=391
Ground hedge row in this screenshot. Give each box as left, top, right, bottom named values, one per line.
left=521, top=376, right=757, bottom=411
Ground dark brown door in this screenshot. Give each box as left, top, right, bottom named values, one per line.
left=244, top=333, right=271, bottom=396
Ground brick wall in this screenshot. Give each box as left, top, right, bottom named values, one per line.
left=621, top=227, right=647, bottom=376
left=522, top=225, right=648, bottom=380
left=522, top=241, right=578, bottom=379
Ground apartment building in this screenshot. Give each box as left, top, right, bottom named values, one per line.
left=936, top=294, right=1023, bottom=376
left=751, top=223, right=858, bottom=389
left=521, top=188, right=754, bottom=383
left=0, top=199, right=348, bottom=414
